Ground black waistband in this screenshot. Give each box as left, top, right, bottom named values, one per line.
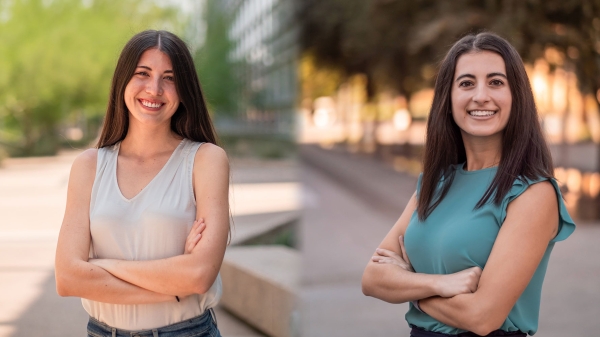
left=410, top=326, right=526, bottom=337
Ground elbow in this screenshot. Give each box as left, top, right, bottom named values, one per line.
left=469, top=323, right=502, bottom=337
left=361, top=272, right=375, bottom=297
left=465, top=307, right=505, bottom=336
left=54, top=272, right=72, bottom=297
left=191, top=269, right=218, bottom=295
left=193, top=282, right=210, bottom=295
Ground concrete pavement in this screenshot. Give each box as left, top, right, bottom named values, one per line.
left=0, top=151, right=298, bottom=337
left=300, top=144, right=600, bottom=337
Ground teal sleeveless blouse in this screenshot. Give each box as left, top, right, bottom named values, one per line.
left=404, top=165, right=575, bottom=335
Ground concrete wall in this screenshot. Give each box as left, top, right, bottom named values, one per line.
left=220, top=245, right=300, bottom=337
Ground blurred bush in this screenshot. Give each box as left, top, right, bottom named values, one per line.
left=0, top=0, right=181, bottom=156
left=194, top=0, right=240, bottom=117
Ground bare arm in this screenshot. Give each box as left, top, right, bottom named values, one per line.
left=362, top=193, right=481, bottom=303
left=90, top=144, right=230, bottom=296
left=54, top=149, right=174, bottom=304
left=418, top=181, right=559, bottom=336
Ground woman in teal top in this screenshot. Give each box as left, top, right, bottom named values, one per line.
left=362, top=32, right=575, bottom=336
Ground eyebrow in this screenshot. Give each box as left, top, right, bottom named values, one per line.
left=136, top=65, right=173, bottom=74
left=455, top=72, right=507, bottom=82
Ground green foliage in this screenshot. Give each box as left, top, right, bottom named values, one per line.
left=194, top=0, right=240, bottom=116
left=0, top=0, right=182, bottom=156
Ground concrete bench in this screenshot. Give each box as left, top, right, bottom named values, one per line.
left=220, top=245, right=300, bottom=337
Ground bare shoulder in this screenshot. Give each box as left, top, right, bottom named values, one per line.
left=70, top=148, right=98, bottom=180
left=512, top=180, right=557, bottom=208
left=505, top=180, right=558, bottom=238
left=193, top=143, right=229, bottom=173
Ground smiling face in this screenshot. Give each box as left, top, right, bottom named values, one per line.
left=451, top=50, right=512, bottom=143
left=124, top=48, right=180, bottom=128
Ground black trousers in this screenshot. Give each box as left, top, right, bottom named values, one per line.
left=410, top=326, right=527, bottom=337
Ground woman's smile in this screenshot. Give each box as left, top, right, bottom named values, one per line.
left=138, top=98, right=165, bottom=110
left=467, top=110, right=497, bottom=117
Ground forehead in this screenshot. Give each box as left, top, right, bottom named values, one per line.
left=137, top=48, right=173, bottom=69
left=454, top=51, right=506, bottom=78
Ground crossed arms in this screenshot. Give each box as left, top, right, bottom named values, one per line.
left=54, top=144, right=229, bottom=304
left=362, top=184, right=558, bottom=336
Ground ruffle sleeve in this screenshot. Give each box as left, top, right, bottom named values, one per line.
left=498, top=177, right=576, bottom=243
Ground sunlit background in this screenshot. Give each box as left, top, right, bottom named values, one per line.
left=0, top=0, right=299, bottom=336
left=1, top=0, right=599, bottom=336
left=299, top=1, right=600, bottom=221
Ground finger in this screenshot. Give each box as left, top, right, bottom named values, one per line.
left=191, top=219, right=201, bottom=232
left=374, top=256, right=391, bottom=264
left=376, top=248, right=402, bottom=259
left=399, top=235, right=411, bottom=264
left=196, top=221, right=207, bottom=235
left=193, top=233, right=202, bottom=245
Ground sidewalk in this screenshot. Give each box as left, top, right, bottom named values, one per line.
left=0, top=151, right=298, bottom=337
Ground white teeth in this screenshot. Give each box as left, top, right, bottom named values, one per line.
left=141, top=100, right=162, bottom=108
left=469, top=110, right=496, bottom=117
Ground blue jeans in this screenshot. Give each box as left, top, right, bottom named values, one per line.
left=87, top=308, right=221, bottom=337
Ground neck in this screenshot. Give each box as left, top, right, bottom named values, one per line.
left=462, top=133, right=502, bottom=171
left=120, top=120, right=182, bottom=158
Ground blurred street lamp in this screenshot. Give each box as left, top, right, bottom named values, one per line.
left=313, top=108, right=332, bottom=128
left=393, top=109, right=412, bottom=131
left=313, top=96, right=336, bottom=128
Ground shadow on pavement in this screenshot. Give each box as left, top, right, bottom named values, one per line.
left=10, top=271, right=88, bottom=337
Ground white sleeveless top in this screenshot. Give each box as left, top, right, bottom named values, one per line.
left=83, top=139, right=222, bottom=330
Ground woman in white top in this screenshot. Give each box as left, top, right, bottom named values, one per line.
left=55, top=30, right=229, bottom=336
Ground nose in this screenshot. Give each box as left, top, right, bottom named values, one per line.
left=472, top=84, right=490, bottom=104
left=145, top=77, right=163, bottom=96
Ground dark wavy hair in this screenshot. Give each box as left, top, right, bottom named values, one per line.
left=96, top=30, right=217, bottom=148
left=417, top=32, right=554, bottom=221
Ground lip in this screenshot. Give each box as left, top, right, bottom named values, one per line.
left=467, top=109, right=498, bottom=119
left=138, top=98, right=165, bottom=111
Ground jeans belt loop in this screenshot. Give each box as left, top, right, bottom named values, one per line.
left=152, top=328, right=159, bottom=337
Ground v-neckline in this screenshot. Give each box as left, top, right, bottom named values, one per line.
left=114, top=139, right=186, bottom=202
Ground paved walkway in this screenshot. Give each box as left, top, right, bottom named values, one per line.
left=300, top=144, right=600, bottom=337
left=0, top=151, right=298, bottom=337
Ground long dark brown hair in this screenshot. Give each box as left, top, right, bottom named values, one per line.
left=96, top=30, right=217, bottom=148
left=418, top=32, right=553, bottom=221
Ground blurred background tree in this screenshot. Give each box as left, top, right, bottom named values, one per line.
left=194, top=0, right=239, bottom=116
left=300, top=0, right=600, bottom=101
left=0, top=0, right=180, bottom=156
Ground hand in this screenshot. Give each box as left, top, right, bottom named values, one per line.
left=185, top=219, right=206, bottom=254
left=435, top=266, right=482, bottom=298
left=371, top=235, right=414, bottom=272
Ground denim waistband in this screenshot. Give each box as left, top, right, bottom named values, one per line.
left=87, top=308, right=218, bottom=337
left=410, top=325, right=526, bottom=337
